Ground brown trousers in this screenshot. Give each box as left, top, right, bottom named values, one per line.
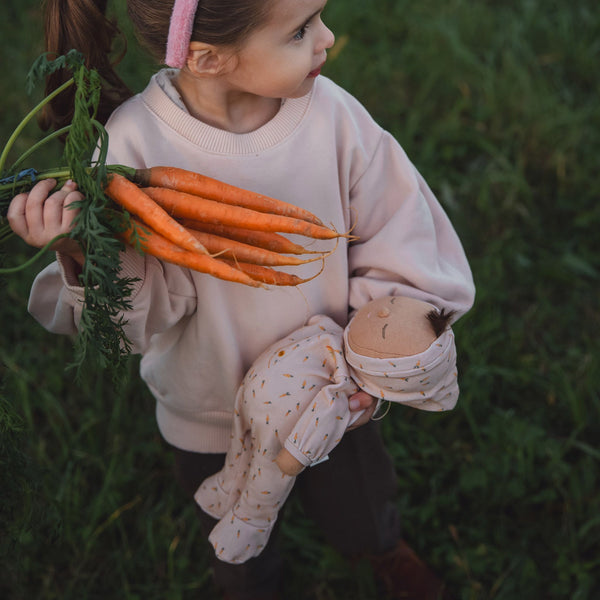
left=172, top=420, right=401, bottom=599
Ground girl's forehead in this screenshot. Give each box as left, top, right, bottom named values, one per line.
left=265, top=0, right=327, bottom=27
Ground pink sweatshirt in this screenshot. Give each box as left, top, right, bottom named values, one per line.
left=28, top=71, right=475, bottom=453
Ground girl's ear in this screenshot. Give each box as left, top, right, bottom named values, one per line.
left=185, top=42, right=236, bottom=75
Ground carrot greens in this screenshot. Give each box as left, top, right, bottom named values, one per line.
left=0, top=51, right=137, bottom=377
left=0, top=52, right=340, bottom=378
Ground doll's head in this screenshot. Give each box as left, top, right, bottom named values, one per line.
left=343, top=295, right=459, bottom=413
left=276, top=297, right=458, bottom=476
left=346, top=296, right=454, bottom=359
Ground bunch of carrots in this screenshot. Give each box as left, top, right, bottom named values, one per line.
left=106, top=166, right=347, bottom=288
left=0, top=51, right=350, bottom=372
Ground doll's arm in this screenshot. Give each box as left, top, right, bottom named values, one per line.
left=276, top=391, right=366, bottom=475
left=278, top=375, right=355, bottom=474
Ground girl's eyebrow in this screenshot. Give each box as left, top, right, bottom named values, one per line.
left=288, top=2, right=327, bottom=34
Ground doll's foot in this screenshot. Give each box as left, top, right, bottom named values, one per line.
left=195, top=473, right=238, bottom=519
left=209, top=508, right=275, bottom=564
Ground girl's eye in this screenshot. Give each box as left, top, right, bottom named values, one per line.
left=293, top=24, right=308, bottom=41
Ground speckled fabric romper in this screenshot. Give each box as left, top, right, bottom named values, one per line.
left=195, top=314, right=458, bottom=564
left=195, top=315, right=358, bottom=564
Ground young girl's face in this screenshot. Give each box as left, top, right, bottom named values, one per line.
left=226, top=0, right=335, bottom=99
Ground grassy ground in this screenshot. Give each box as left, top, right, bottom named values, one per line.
left=1, top=0, right=599, bottom=598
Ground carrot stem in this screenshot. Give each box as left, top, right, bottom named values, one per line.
left=8, top=126, right=71, bottom=174
left=0, top=78, right=74, bottom=174
left=0, top=233, right=68, bottom=274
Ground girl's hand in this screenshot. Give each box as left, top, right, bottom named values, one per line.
left=7, top=178, right=84, bottom=264
left=347, top=391, right=377, bottom=430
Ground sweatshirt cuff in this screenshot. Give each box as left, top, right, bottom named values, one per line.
left=56, top=252, right=84, bottom=292
left=56, top=246, right=146, bottom=299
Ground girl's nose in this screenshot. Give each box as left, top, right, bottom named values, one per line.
left=317, top=21, right=335, bottom=52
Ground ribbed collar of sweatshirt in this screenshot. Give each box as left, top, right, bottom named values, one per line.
left=142, top=69, right=314, bottom=155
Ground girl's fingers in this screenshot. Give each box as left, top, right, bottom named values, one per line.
left=42, top=194, right=66, bottom=232
left=58, top=189, right=83, bottom=232
left=24, top=179, right=57, bottom=236
left=7, top=179, right=82, bottom=248
left=6, top=193, right=30, bottom=238
left=44, top=182, right=82, bottom=233
left=348, top=390, right=376, bottom=412
left=346, top=391, right=378, bottom=431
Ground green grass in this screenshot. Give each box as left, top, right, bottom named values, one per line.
left=1, top=0, right=599, bottom=598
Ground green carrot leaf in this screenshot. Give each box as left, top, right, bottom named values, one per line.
left=25, top=49, right=84, bottom=94
left=1, top=52, right=138, bottom=380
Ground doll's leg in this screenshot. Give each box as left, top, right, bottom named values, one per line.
left=208, top=374, right=357, bottom=563
left=196, top=389, right=253, bottom=519
left=195, top=436, right=252, bottom=520
left=172, top=446, right=284, bottom=599
left=208, top=448, right=296, bottom=564
left=202, top=315, right=352, bottom=563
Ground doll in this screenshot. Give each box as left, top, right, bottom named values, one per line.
left=195, top=296, right=458, bottom=564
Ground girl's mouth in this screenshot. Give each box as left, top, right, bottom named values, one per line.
left=308, top=62, right=325, bottom=78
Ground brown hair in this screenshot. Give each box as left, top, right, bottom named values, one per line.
left=42, top=0, right=273, bottom=132
left=128, top=0, right=274, bottom=61
left=41, top=0, right=133, bottom=131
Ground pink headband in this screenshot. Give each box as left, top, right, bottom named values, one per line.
left=165, top=0, right=200, bottom=68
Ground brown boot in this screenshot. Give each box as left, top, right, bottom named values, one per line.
left=368, top=539, right=453, bottom=600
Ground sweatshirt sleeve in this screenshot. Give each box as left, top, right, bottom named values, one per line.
left=347, top=131, right=475, bottom=319
left=28, top=245, right=198, bottom=354
left=27, top=104, right=200, bottom=354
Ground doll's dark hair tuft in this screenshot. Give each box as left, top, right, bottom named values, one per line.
left=426, top=308, right=456, bottom=337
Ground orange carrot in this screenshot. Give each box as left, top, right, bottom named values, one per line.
left=143, top=187, right=342, bottom=240
left=104, top=174, right=208, bottom=255
left=185, top=228, right=326, bottom=266
left=122, top=219, right=262, bottom=287
left=179, top=219, right=322, bottom=255
left=220, top=259, right=325, bottom=286
left=134, top=166, right=323, bottom=225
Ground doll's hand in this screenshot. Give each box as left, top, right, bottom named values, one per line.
left=275, top=448, right=305, bottom=476
left=7, top=179, right=84, bottom=264
left=346, top=391, right=377, bottom=430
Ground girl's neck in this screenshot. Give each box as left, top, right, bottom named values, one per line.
left=174, top=71, right=281, bottom=134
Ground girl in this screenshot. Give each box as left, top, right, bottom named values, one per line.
left=8, top=0, right=475, bottom=598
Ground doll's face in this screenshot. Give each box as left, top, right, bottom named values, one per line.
left=347, top=296, right=438, bottom=359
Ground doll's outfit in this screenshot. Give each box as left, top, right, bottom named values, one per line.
left=196, top=312, right=458, bottom=564
left=27, top=71, right=474, bottom=598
